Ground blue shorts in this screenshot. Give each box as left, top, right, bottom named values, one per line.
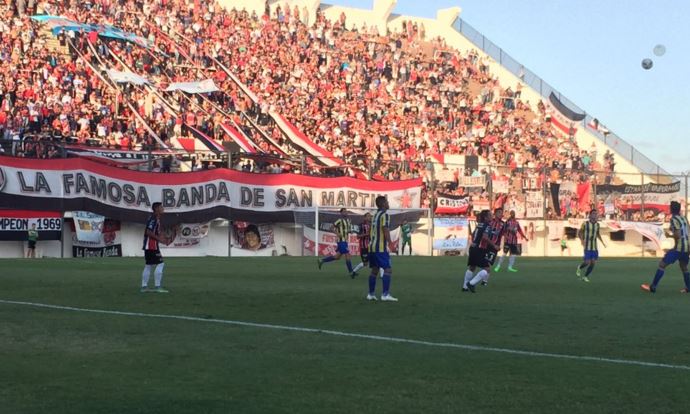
left=368, top=252, right=391, bottom=269
left=336, top=241, right=349, bottom=255
left=583, top=250, right=599, bottom=261
left=662, top=250, right=690, bottom=265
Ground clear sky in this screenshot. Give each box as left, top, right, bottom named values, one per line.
left=328, top=0, right=690, bottom=175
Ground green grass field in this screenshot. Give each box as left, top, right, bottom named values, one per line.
left=1, top=256, right=688, bottom=414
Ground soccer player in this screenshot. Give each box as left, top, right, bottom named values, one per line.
left=560, top=234, right=571, bottom=256
left=318, top=208, right=355, bottom=276
left=26, top=223, right=38, bottom=258
left=641, top=201, right=690, bottom=293
left=141, top=202, right=170, bottom=293
left=576, top=209, right=606, bottom=282
left=494, top=210, right=529, bottom=272
left=351, top=212, right=371, bottom=278
left=351, top=213, right=384, bottom=279
left=367, top=196, right=397, bottom=301
left=400, top=220, right=412, bottom=255
left=481, top=208, right=505, bottom=285
left=463, top=210, right=499, bottom=292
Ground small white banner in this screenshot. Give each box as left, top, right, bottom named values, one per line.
left=73, top=211, right=105, bottom=243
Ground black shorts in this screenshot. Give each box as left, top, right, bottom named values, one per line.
left=484, top=248, right=498, bottom=266
left=145, top=249, right=163, bottom=265
left=467, top=247, right=484, bottom=267
left=28, top=240, right=36, bottom=249
left=360, top=247, right=369, bottom=263
left=503, top=243, right=522, bottom=256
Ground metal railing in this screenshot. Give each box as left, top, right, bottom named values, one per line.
left=426, top=162, right=689, bottom=223
left=451, top=18, right=668, bottom=176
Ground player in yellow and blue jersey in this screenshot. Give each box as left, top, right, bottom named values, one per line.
left=576, top=209, right=606, bottom=282
left=367, top=196, right=398, bottom=302
left=318, top=208, right=355, bottom=276
left=641, top=201, right=690, bottom=293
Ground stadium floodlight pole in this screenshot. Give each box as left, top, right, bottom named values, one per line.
left=60, top=214, right=65, bottom=259
left=227, top=219, right=232, bottom=258
left=593, top=172, right=598, bottom=216
left=640, top=173, right=645, bottom=257
left=542, top=166, right=548, bottom=257
left=429, top=161, right=436, bottom=257
left=427, top=207, right=432, bottom=256
left=685, top=171, right=690, bottom=218
left=314, top=205, right=319, bottom=257
left=488, top=165, right=494, bottom=210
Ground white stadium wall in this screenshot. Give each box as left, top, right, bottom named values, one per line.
left=0, top=240, right=62, bottom=259
left=0, top=218, right=670, bottom=259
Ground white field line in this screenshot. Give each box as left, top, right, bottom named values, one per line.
left=2, top=298, right=689, bottom=371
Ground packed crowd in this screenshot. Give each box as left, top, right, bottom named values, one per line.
left=0, top=0, right=622, bottom=216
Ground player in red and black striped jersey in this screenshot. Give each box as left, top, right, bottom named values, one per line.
left=351, top=213, right=384, bottom=279
left=140, top=202, right=171, bottom=293
left=479, top=208, right=506, bottom=285
left=463, top=210, right=500, bottom=293
left=487, top=209, right=506, bottom=248
left=494, top=210, right=529, bottom=272
left=350, top=213, right=371, bottom=278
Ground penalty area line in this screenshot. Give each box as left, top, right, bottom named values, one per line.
left=1, top=298, right=689, bottom=371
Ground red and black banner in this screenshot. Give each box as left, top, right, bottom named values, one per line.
left=547, top=92, right=585, bottom=136
left=435, top=193, right=471, bottom=215
left=0, top=157, right=422, bottom=224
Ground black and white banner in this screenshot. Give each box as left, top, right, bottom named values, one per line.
left=595, top=182, right=681, bottom=216
left=0, top=158, right=422, bottom=224
left=0, top=210, right=62, bottom=241
left=71, top=219, right=122, bottom=257
left=66, top=146, right=169, bottom=166
left=161, top=222, right=211, bottom=248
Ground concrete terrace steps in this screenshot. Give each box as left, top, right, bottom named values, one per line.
left=39, top=29, right=69, bottom=56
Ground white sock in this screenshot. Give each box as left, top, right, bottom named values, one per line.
left=483, top=271, right=490, bottom=283
left=496, top=255, right=505, bottom=268
left=509, top=256, right=516, bottom=268
left=464, top=269, right=474, bottom=288
left=141, top=265, right=152, bottom=288
left=154, top=263, right=165, bottom=287
left=470, top=269, right=488, bottom=286
left=353, top=262, right=365, bottom=273
left=379, top=268, right=385, bottom=278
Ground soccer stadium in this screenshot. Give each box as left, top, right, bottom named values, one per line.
left=1, top=0, right=688, bottom=412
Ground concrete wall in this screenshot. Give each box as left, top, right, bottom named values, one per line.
left=0, top=217, right=667, bottom=259
left=217, top=0, right=266, bottom=14
left=0, top=240, right=63, bottom=258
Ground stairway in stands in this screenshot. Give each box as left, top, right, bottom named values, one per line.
left=40, top=29, right=70, bottom=56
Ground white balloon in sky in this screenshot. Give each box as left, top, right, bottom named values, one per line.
left=653, top=44, right=666, bottom=57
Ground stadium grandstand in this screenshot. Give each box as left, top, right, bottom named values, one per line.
left=0, top=0, right=686, bottom=259
left=3, top=2, right=690, bottom=412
